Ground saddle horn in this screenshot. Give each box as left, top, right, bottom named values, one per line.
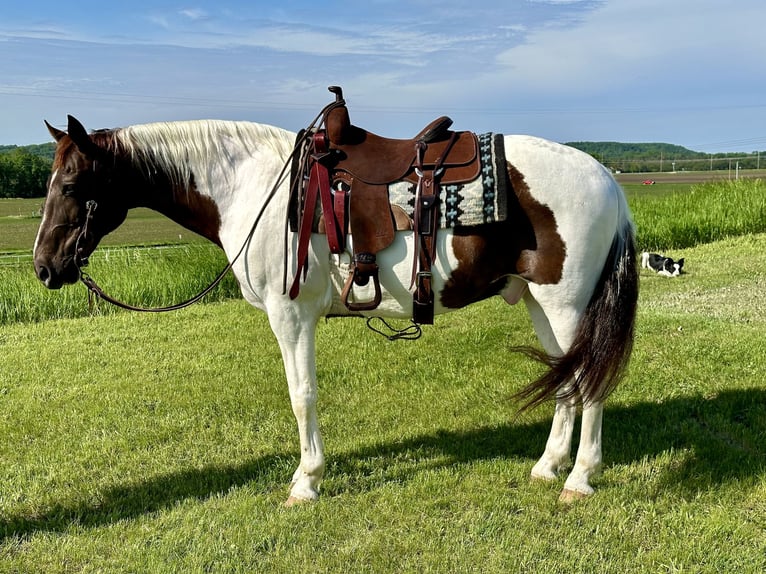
left=325, top=86, right=351, bottom=145
left=328, top=86, right=344, bottom=102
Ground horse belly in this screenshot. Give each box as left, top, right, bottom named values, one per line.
left=326, top=231, right=467, bottom=318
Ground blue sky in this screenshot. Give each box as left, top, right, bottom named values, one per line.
left=1, top=0, right=764, bottom=152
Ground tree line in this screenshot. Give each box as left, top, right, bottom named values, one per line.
left=566, top=141, right=766, bottom=173
left=0, top=144, right=55, bottom=198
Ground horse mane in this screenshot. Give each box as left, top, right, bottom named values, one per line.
left=111, top=120, right=294, bottom=192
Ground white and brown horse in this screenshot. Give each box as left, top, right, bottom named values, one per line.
left=34, top=113, right=638, bottom=504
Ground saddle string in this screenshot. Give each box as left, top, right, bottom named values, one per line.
left=365, top=317, right=422, bottom=341
left=77, top=102, right=344, bottom=313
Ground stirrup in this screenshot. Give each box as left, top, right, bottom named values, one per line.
left=341, top=265, right=382, bottom=312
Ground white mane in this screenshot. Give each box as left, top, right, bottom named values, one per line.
left=115, top=120, right=295, bottom=192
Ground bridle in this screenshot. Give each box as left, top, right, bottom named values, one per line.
left=75, top=173, right=285, bottom=312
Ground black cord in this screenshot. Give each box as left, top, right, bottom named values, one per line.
left=365, top=317, right=422, bottom=341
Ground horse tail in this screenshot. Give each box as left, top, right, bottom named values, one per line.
left=515, top=203, right=639, bottom=410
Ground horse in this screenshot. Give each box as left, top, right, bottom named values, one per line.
left=33, top=108, right=638, bottom=505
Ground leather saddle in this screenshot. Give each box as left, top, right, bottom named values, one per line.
left=289, top=86, right=481, bottom=324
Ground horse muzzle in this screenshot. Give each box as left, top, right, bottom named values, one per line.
left=34, top=255, right=81, bottom=289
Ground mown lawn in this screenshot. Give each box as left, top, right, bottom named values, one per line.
left=1, top=231, right=765, bottom=572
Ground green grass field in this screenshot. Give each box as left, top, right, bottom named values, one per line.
left=1, top=200, right=206, bottom=255
left=1, top=181, right=765, bottom=572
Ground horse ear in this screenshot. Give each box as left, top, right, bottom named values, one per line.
left=66, top=115, right=104, bottom=158
left=45, top=120, right=66, bottom=142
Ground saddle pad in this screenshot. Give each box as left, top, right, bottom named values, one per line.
left=388, top=133, right=508, bottom=228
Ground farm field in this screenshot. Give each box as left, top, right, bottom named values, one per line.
left=1, top=179, right=765, bottom=572
left=1, top=201, right=206, bottom=255
left=615, top=168, right=766, bottom=185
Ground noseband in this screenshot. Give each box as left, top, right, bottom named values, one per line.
left=74, top=200, right=98, bottom=268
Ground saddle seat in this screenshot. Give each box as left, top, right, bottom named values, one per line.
left=325, top=94, right=479, bottom=186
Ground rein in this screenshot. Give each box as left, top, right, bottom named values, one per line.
left=76, top=103, right=342, bottom=313
left=77, top=172, right=283, bottom=312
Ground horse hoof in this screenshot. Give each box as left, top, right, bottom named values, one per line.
left=558, top=488, right=591, bottom=504
left=530, top=470, right=557, bottom=482
left=284, top=495, right=313, bottom=508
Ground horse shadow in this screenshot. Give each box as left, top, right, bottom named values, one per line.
left=1, top=388, right=764, bottom=540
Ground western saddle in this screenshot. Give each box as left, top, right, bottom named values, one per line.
left=289, top=86, right=481, bottom=324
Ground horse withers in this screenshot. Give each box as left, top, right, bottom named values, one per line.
left=33, top=107, right=638, bottom=504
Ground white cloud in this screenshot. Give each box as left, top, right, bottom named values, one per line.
left=528, top=0, right=593, bottom=4
left=180, top=9, right=208, bottom=21
left=496, top=0, right=765, bottom=97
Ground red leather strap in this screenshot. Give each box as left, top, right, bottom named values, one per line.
left=289, top=157, right=320, bottom=299
left=316, top=165, right=343, bottom=254
left=289, top=131, right=346, bottom=299
left=332, top=184, right=348, bottom=247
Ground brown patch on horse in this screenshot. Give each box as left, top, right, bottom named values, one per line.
left=166, top=176, right=223, bottom=246
left=105, top=132, right=223, bottom=246
left=507, top=163, right=566, bottom=284
left=440, top=163, right=566, bottom=308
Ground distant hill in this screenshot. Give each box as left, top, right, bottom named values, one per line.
left=0, top=139, right=761, bottom=180
left=0, top=143, right=56, bottom=198
left=565, top=141, right=761, bottom=172
left=566, top=142, right=705, bottom=160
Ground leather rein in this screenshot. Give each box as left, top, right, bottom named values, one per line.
left=75, top=103, right=343, bottom=313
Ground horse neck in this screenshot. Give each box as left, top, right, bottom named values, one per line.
left=115, top=162, right=223, bottom=246
left=114, top=121, right=295, bottom=247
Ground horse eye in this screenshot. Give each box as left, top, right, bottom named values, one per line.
left=61, top=183, right=77, bottom=197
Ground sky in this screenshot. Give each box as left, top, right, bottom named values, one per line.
left=1, top=0, right=764, bottom=152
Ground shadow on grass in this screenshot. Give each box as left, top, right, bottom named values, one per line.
left=2, top=388, right=764, bottom=540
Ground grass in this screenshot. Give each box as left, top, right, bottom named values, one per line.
left=1, top=182, right=765, bottom=571
left=0, top=244, right=241, bottom=324
left=626, top=179, right=766, bottom=251
left=1, top=236, right=765, bottom=571
left=0, top=200, right=205, bottom=254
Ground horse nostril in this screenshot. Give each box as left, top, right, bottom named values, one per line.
left=36, top=263, right=51, bottom=284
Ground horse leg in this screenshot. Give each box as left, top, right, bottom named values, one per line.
left=523, top=295, right=577, bottom=481
left=267, top=307, right=325, bottom=506
left=560, top=401, right=603, bottom=502
left=523, top=292, right=603, bottom=500
left=530, top=390, right=577, bottom=482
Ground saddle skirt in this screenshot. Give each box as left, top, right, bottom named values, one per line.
left=387, top=132, right=508, bottom=229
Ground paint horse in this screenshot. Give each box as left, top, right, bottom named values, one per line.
left=33, top=94, right=638, bottom=504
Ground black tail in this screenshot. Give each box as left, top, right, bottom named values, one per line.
left=515, top=219, right=639, bottom=409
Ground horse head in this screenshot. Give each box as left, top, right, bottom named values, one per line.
left=34, top=116, right=130, bottom=289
